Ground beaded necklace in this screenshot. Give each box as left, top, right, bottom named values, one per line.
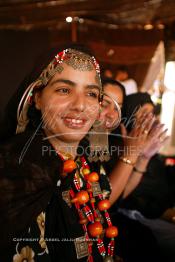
left=58, top=151, right=118, bottom=262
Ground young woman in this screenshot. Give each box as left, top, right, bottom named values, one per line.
left=0, top=47, right=115, bottom=262
left=0, top=46, right=159, bottom=262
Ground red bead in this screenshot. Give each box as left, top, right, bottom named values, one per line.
left=88, top=221, right=103, bottom=237
left=88, top=172, right=99, bottom=182
left=76, top=190, right=89, bottom=204
left=105, top=226, right=118, bottom=238
left=63, top=160, right=76, bottom=173
left=97, top=199, right=111, bottom=211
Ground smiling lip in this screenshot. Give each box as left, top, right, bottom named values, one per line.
left=62, top=117, right=88, bottom=128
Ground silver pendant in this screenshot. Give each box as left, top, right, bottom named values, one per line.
left=74, top=236, right=89, bottom=259
left=92, top=182, right=102, bottom=197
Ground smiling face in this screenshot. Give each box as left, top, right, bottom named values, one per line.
left=99, top=83, right=123, bottom=129
left=35, top=63, right=100, bottom=143
left=104, top=83, right=124, bottom=109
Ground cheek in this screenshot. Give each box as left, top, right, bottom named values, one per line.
left=86, top=104, right=100, bottom=121
left=40, top=96, right=68, bottom=115
left=113, top=112, right=120, bottom=124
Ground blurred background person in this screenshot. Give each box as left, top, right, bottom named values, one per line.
left=115, top=66, right=138, bottom=95
left=118, top=92, right=175, bottom=262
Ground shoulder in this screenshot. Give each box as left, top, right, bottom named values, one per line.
left=0, top=130, right=43, bottom=164
left=0, top=130, right=62, bottom=180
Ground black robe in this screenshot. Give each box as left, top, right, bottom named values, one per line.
left=0, top=130, right=110, bottom=262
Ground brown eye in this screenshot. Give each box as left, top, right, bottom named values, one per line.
left=56, top=88, right=70, bottom=94
left=88, top=92, right=98, bottom=98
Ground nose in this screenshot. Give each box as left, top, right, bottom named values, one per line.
left=70, top=93, right=86, bottom=112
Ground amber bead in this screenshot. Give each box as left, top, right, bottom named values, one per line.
left=88, top=172, right=99, bottom=182
left=105, top=226, right=118, bottom=238
left=63, top=159, right=76, bottom=173
left=98, top=199, right=111, bottom=211
left=88, top=221, right=103, bottom=237
left=76, top=190, right=89, bottom=204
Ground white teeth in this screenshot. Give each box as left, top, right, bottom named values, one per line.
left=72, top=119, right=83, bottom=123
left=66, top=118, right=83, bottom=124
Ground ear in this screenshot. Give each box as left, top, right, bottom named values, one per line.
left=34, top=91, right=42, bottom=110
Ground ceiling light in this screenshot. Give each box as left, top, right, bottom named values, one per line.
left=79, top=18, right=84, bottom=24
left=157, top=23, right=165, bottom=29
left=144, top=23, right=153, bottom=30
left=66, top=16, right=73, bottom=23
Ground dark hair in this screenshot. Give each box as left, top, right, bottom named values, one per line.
left=122, top=92, right=155, bottom=132
left=101, top=77, right=126, bottom=101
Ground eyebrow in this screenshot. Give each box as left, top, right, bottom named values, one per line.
left=86, top=84, right=100, bottom=91
left=50, top=79, right=100, bottom=91
left=50, top=79, right=76, bottom=87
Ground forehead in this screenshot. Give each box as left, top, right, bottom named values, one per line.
left=50, top=63, right=98, bottom=84
left=104, top=84, right=123, bottom=98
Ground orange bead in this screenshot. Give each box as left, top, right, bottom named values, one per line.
left=79, top=218, right=88, bottom=224
left=88, top=172, right=99, bottom=182
left=97, top=199, right=111, bottom=211
left=82, top=168, right=90, bottom=175
left=105, top=226, right=118, bottom=238
left=63, top=160, right=76, bottom=173
left=76, top=190, right=89, bottom=204
left=88, top=221, right=103, bottom=237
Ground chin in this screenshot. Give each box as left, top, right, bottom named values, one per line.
left=62, top=133, right=86, bottom=143
left=48, top=125, right=91, bottom=143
